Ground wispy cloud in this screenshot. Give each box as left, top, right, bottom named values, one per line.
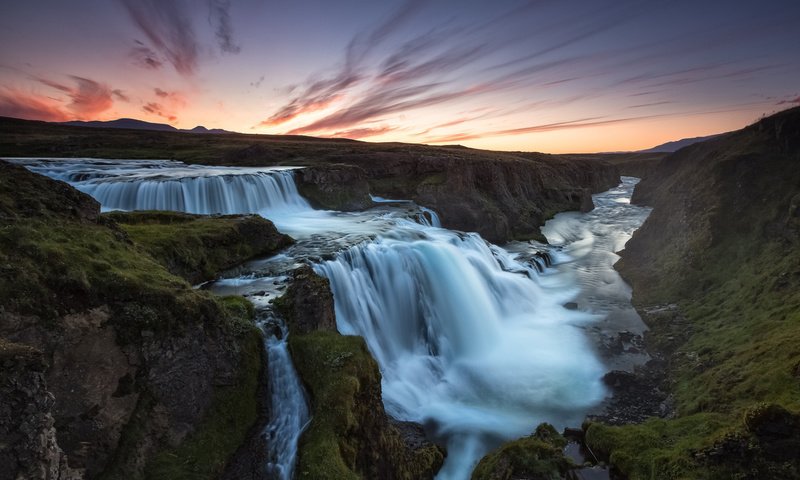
left=130, top=40, right=164, bottom=70
left=209, top=0, right=240, bottom=54
left=256, top=0, right=425, bottom=128
left=329, top=125, right=396, bottom=139
left=142, top=102, right=176, bottom=122
left=33, top=75, right=114, bottom=119
left=120, top=0, right=199, bottom=76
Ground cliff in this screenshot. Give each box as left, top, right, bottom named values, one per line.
left=1, top=116, right=620, bottom=244
left=0, top=161, right=285, bottom=479
left=276, top=266, right=445, bottom=479
left=584, top=107, right=800, bottom=478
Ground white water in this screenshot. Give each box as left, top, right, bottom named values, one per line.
left=9, top=157, right=636, bottom=479
left=262, top=315, right=310, bottom=479
left=8, top=158, right=310, bottom=216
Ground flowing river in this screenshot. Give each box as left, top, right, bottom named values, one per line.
left=8, top=158, right=650, bottom=479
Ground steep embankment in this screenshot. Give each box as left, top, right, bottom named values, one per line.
left=0, top=161, right=287, bottom=480
left=1, top=116, right=619, bottom=244
left=585, top=107, right=800, bottom=478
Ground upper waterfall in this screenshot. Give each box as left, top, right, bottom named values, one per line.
left=8, top=158, right=311, bottom=216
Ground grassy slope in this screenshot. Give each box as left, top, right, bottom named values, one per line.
left=0, top=161, right=263, bottom=479
left=585, top=107, right=800, bottom=479
left=105, top=211, right=292, bottom=284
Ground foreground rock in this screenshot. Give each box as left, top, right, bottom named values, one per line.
left=277, top=266, right=445, bottom=479
left=0, top=161, right=268, bottom=479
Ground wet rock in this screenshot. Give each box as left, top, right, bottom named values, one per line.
left=564, top=302, right=579, bottom=310
left=276, top=265, right=336, bottom=333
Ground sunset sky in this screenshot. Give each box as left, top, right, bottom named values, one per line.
left=1, top=0, right=798, bottom=152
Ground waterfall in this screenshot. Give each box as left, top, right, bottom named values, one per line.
left=314, top=222, right=607, bottom=479
left=9, top=157, right=623, bottom=479
left=8, top=158, right=311, bottom=216
left=262, top=315, right=310, bottom=480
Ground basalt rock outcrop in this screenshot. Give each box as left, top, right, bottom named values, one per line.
left=0, top=161, right=267, bottom=479
left=277, top=266, right=446, bottom=479
left=302, top=149, right=619, bottom=243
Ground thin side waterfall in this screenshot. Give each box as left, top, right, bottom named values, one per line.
left=262, top=315, right=310, bottom=480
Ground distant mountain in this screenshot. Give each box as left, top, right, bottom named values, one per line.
left=639, top=133, right=723, bottom=153
left=60, top=118, right=232, bottom=134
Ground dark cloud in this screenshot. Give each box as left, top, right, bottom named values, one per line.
left=112, top=89, right=130, bottom=102
left=130, top=41, right=164, bottom=70
left=34, top=75, right=114, bottom=119
left=120, top=0, right=199, bottom=76
left=209, top=0, right=240, bottom=54
left=250, top=75, right=265, bottom=88
left=626, top=101, right=672, bottom=109
left=154, top=87, right=169, bottom=98
left=142, top=101, right=177, bottom=122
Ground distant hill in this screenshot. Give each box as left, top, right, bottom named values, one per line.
left=639, top=133, right=722, bottom=153
left=61, top=118, right=232, bottom=134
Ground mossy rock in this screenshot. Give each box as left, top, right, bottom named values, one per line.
left=472, top=424, right=571, bottom=480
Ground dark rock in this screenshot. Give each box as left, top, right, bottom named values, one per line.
left=277, top=265, right=337, bottom=334
left=564, top=302, right=579, bottom=310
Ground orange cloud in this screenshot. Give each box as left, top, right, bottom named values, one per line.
left=33, top=75, right=114, bottom=120
left=258, top=94, right=344, bottom=127
left=328, top=125, right=396, bottom=139
left=0, top=88, right=70, bottom=122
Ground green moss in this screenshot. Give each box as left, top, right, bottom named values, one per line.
left=105, top=211, right=291, bottom=284
left=588, top=110, right=800, bottom=479
left=289, top=330, right=378, bottom=480
left=146, top=326, right=263, bottom=480
left=472, top=424, right=572, bottom=480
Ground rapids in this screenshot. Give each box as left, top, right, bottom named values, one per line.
left=7, top=157, right=649, bottom=479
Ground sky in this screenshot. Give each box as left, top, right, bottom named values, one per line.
left=1, top=0, right=799, bottom=153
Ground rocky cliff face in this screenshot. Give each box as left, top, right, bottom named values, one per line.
left=0, top=161, right=268, bottom=479
left=298, top=149, right=619, bottom=243
left=585, top=107, right=800, bottom=478
left=277, top=266, right=445, bottom=479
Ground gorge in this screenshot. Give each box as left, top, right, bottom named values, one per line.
left=2, top=107, right=799, bottom=480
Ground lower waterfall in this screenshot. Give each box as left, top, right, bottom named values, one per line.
left=314, top=221, right=607, bottom=479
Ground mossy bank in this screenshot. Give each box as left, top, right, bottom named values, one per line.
left=0, top=160, right=286, bottom=479
left=584, top=107, right=800, bottom=479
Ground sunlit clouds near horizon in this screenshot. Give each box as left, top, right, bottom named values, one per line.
left=1, top=0, right=799, bottom=152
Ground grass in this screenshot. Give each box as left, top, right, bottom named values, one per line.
left=583, top=108, right=800, bottom=479
left=106, top=211, right=292, bottom=284
left=1, top=160, right=267, bottom=477
left=472, top=424, right=572, bottom=480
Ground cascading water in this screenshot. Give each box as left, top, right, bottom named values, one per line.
left=9, top=157, right=647, bottom=479
left=315, top=221, right=607, bottom=479
left=262, top=314, right=310, bottom=479
left=9, top=158, right=310, bottom=216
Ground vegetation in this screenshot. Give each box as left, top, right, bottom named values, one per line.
left=472, top=423, right=573, bottom=480
left=1, top=160, right=266, bottom=478
left=106, top=210, right=292, bottom=284
left=585, top=107, right=800, bottom=479
left=146, top=327, right=263, bottom=480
